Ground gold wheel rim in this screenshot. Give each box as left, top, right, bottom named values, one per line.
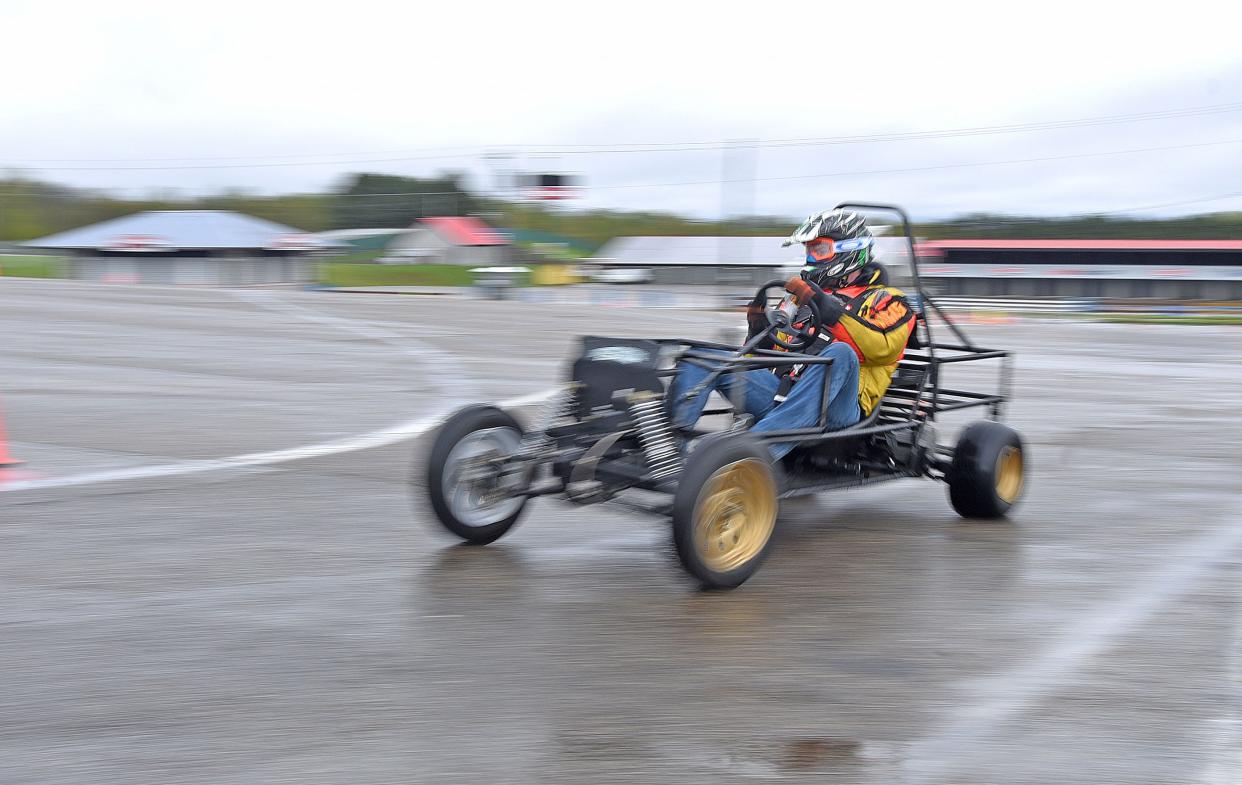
left=995, top=445, right=1024, bottom=504
left=692, top=458, right=777, bottom=573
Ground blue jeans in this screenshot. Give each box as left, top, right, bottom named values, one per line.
left=669, top=342, right=861, bottom=460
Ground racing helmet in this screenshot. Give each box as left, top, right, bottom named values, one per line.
left=782, top=209, right=874, bottom=289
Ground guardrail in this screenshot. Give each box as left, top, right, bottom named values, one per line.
left=930, top=297, right=1095, bottom=313
left=386, top=285, right=1242, bottom=317
left=929, top=297, right=1242, bottom=315
left=725, top=293, right=1096, bottom=314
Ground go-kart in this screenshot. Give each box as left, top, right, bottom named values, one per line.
left=421, top=203, right=1025, bottom=589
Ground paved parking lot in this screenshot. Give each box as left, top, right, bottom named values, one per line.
left=2, top=278, right=1239, bottom=784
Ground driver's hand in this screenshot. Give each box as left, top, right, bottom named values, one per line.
left=786, top=276, right=847, bottom=327
left=785, top=276, right=815, bottom=306
left=746, top=293, right=768, bottom=336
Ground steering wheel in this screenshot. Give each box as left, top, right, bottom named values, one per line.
left=753, top=279, right=825, bottom=352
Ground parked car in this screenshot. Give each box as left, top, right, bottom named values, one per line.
left=588, top=266, right=653, bottom=285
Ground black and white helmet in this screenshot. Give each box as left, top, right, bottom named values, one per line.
left=783, top=209, right=875, bottom=288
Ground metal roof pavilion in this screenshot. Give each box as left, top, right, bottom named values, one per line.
left=26, top=210, right=327, bottom=251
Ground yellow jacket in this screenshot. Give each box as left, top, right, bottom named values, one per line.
left=820, top=265, right=916, bottom=414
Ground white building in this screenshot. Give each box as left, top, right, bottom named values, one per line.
left=381, top=217, right=511, bottom=266
left=589, top=235, right=914, bottom=287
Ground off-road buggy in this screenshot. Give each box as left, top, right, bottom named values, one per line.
left=422, top=204, right=1025, bottom=588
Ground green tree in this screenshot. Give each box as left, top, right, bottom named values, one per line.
left=329, top=172, right=476, bottom=229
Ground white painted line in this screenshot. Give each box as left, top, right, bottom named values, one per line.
left=1200, top=581, right=1242, bottom=785
left=902, top=516, right=1242, bottom=782
left=0, top=390, right=553, bottom=493
left=231, top=290, right=452, bottom=364
left=1, top=292, right=556, bottom=494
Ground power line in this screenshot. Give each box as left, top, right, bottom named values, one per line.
left=4, top=101, right=1241, bottom=168
left=6, top=136, right=1235, bottom=196
left=5, top=143, right=1241, bottom=220
left=0, top=187, right=469, bottom=197
left=2, top=151, right=482, bottom=172
left=1087, top=192, right=1242, bottom=215
left=0, top=146, right=482, bottom=165
left=523, top=102, right=1242, bottom=153
left=857, top=193, right=1242, bottom=225
left=585, top=136, right=1242, bottom=190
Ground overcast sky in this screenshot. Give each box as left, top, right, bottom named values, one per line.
left=4, top=0, right=1241, bottom=221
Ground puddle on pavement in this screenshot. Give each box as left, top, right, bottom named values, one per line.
left=780, top=736, right=863, bottom=771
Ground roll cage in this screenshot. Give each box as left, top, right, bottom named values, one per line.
left=658, top=202, right=1014, bottom=465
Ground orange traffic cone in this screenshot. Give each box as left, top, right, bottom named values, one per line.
left=0, top=398, right=23, bottom=467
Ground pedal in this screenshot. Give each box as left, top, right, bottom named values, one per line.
left=566, top=480, right=610, bottom=504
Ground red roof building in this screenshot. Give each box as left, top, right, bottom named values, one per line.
left=381, top=216, right=512, bottom=266
left=419, top=216, right=510, bottom=246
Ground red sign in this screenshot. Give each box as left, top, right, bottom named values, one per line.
left=103, top=234, right=172, bottom=252
left=526, top=185, right=580, bottom=201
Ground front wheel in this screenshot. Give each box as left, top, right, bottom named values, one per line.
left=947, top=421, right=1026, bottom=519
left=424, top=406, right=530, bottom=544
left=671, top=434, right=779, bottom=589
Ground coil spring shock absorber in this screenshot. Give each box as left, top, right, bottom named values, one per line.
left=627, top=391, right=682, bottom=481
left=521, top=383, right=578, bottom=456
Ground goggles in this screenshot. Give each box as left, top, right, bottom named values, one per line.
left=804, top=235, right=872, bottom=263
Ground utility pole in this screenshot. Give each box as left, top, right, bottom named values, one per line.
left=719, top=140, right=738, bottom=285
left=483, top=149, right=517, bottom=201
left=737, top=139, right=757, bottom=267
left=482, top=148, right=522, bottom=229
left=719, top=139, right=759, bottom=287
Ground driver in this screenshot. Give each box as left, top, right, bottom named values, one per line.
left=670, top=209, right=917, bottom=460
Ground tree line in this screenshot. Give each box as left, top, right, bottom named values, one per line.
left=0, top=173, right=478, bottom=241
left=2, top=173, right=1239, bottom=249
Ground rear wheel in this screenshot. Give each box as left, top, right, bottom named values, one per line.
left=425, top=406, right=530, bottom=544
left=672, top=435, right=779, bottom=589
left=947, top=421, right=1025, bottom=519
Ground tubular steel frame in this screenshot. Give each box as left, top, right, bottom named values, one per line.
left=521, top=202, right=1016, bottom=508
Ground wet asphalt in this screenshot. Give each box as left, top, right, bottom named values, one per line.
left=1, top=278, right=1239, bottom=784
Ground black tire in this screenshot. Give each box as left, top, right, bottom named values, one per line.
left=424, top=406, right=530, bottom=544
left=947, top=421, right=1026, bottom=519
left=671, top=434, right=779, bottom=589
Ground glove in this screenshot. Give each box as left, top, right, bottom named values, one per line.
left=745, top=294, right=768, bottom=339
left=811, top=291, right=846, bottom=327
left=785, top=276, right=815, bottom=306
left=786, top=276, right=846, bottom=329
